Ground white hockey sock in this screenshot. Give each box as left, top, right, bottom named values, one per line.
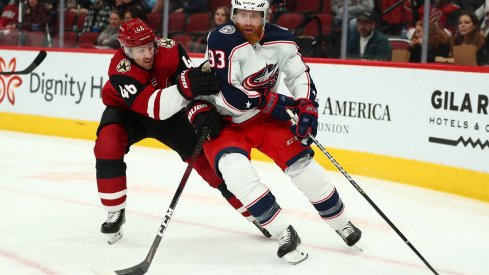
left=218, top=153, right=290, bottom=237
left=286, top=155, right=350, bottom=230
left=261, top=209, right=290, bottom=238
left=218, top=153, right=268, bottom=205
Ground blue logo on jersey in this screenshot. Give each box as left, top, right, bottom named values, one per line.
left=242, top=63, right=279, bottom=90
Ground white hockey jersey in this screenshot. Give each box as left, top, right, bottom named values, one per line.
left=206, top=22, right=318, bottom=124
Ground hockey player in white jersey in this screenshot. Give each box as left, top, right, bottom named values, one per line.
left=185, top=0, right=362, bottom=265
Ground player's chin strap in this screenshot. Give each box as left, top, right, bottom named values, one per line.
left=286, top=109, right=440, bottom=275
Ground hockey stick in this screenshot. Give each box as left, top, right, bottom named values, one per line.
left=286, top=109, right=439, bottom=275
left=0, top=50, right=47, bottom=75
left=102, top=127, right=210, bottom=275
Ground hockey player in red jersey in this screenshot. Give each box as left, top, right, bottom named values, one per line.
left=94, top=18, right=270, bottom=244
left=186, top=0, right=362, bottom=264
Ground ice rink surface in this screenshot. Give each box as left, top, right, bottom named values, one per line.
left=0, top=130, right=487, bottom=275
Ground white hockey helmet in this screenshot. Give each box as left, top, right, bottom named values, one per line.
left=231, top=0, right=270, bottom=24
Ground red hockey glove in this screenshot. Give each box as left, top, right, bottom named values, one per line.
left=258, top=90, right=297, bottom=121
left=290, top=98, right=318, bottom=145
left=177, top=63, right=221, bottom=100
left=186, top=100, right=222, bottom=139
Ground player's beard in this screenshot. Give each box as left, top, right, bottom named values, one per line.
left=236, top=23, right=264, bottom=44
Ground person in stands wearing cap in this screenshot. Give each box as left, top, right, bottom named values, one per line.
left=331, top=0, right=373, bottom=34
left=347, top=11, right=392, bottom=61
left=94, top=18, right=271, bottom=245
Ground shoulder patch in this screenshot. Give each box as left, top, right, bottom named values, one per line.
left=116, top=58, right=131, bottom=73
left=219, top=25, right=236, bottom=34
left=158, top=38, right=175, bottom=48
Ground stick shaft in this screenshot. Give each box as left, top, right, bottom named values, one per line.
left=114, top=127, right=210, bottom=275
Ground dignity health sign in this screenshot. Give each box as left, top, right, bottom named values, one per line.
left=0, top=49, right=109, bottom=121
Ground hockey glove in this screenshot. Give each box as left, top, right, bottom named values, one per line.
left=177, top=63, right=221, bottom=100
left=290, top=98, right=319, bottom=146
left=258, top=90, right=297, bottom=121
left=186, top=100, right=222, bottom=139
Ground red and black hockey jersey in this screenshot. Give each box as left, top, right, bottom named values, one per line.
left=102, top=38, right=194, bottom=120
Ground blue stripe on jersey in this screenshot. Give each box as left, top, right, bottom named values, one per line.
left=247, top=191, right=281, bottom=225
left=312, top=188, right=345, bottom=219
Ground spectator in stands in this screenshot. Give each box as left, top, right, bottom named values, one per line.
left=142, top=0, right=155, bottom=12
left=1, top=0, right=11, bottom=12
left=460, top=0, right=486, bottom=12
left=150, top=0, right=164, bottom=13
left=211, top=6, right=230, bottom=28
left=451, top=11, right=488, bottom=65
left=152, top=0, right=204, bottom=14
left=173, top=0, right=205, bottom=14
left=95, top=9, right=121, bottom=48
left=417, top=0, right=461, bottom=35
left=347, top=11, right=392, bottom=60
left=191, top=6, right=231, bottom=53
left=475, top=0, right=489, bottom=36
left=0, top=0, right=18, bottom=30
left=81, top=0, right=111, bottom=33
left=409, top=19, right=451, bottom=62
left=481, top=32, right=489, bottom=65
left=332, top=0, right=373, bottom=33
left=376, top=0, right=414, bottom=35
left=123, top=4, right=146, bottom=22
left=114, top=0, right=146, bottom=14
left=23, top=0, right=50, bottom=31
left=268, top=0, right=287, bottom=20
left=68, top=0, right=91, bottom=14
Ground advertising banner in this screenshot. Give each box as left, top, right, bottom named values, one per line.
left=305, top=63, right=488, bottom=173
left=0, top=49, right=109, bottom=121
left=1, top=49, right=487, bottom=175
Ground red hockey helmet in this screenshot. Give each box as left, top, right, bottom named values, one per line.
left=118, top=18, right=155, bottom=48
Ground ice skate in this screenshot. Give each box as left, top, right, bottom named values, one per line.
left=101, top=209, right=126, bottom=244
left=336, top=221, right=362, bottom=249
left=252, top=220, right=272, bottom=238
left=277, top=225, right=308, bottom=265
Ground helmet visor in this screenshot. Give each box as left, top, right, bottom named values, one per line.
left=233, top=10, right=265, bottom=26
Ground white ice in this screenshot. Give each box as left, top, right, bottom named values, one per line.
left=0, top=130, right=487, bottom=275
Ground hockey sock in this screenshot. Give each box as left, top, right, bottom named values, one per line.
left=286, top=155, right=350, bottom=230
left=218, top=153, right=290, bottom=236
left=94, top=124, right=128, bottom=212
left=216, top=182, right=253, bottom=219
left=246, top=190, right=289, bottom=237
left=191, top=153, right=222, bottom=187
left=192, top=154, right=253, bottom=218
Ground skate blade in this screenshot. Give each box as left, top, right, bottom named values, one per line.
left=91, top=268, right=117, bottom=275
left=107, top=230, right=123, bottom=245
left=282, top=249, right=309, bottom=265
left=352, top=244, right=363, bottom=253
left=349, top=239, right=363, bottom=253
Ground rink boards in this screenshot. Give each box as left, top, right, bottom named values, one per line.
left=0, top=47, right=487, bottom=202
